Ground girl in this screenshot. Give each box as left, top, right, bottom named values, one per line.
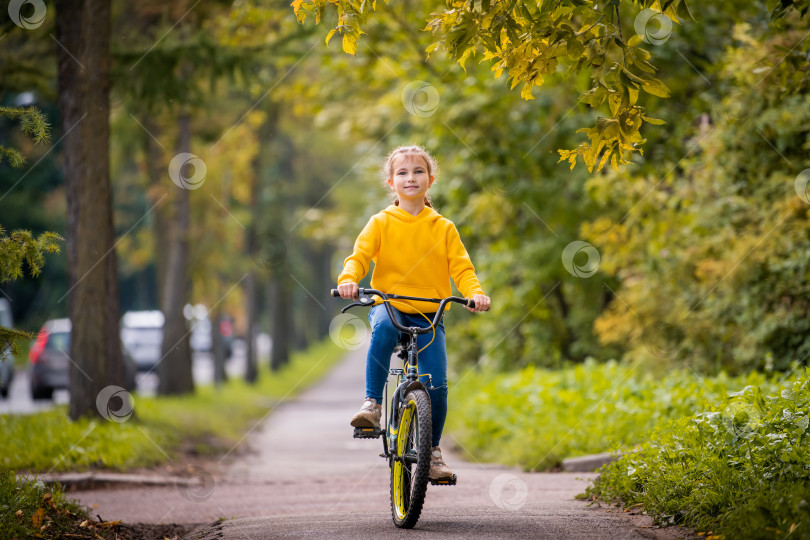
left=336, top=145, right=490, bottom=481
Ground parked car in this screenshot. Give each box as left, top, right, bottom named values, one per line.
left=29, top=318, right=137, bottom=400
left=0, top=299, right=14, bottom=399
left=120, top=310, right=164, bottom=372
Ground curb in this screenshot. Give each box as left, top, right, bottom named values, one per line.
left=562, top=452, right=618, bottom=472
left=39, top=472, right=203, bottom=491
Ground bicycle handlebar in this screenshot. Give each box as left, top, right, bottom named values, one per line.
left=330, top=288, right=477, bottom=335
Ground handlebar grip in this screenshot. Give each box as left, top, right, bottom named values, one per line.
left=467, top=298, right=476, bottom=309
left=330, top=289, right=340, bottom=297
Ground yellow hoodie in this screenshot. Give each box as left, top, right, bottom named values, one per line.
left=337, top=205, right=484, bottom=314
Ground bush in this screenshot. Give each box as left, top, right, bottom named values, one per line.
left=447, top=359, right=786, bottom=471
left=585, top=368, right=810, bottom=538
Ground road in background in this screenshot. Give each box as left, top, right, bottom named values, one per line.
left=0, top=339, right=248, bottom=414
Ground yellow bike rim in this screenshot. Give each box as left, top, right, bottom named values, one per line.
left=393, top=400, right=415, bottom=519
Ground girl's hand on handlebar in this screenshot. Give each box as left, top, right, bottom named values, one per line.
left=337, top=282, right=358, bottom=300
left=467, top=293, right=490, bottom=313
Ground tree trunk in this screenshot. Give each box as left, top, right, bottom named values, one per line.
left=269, top=272, right=291, bottom=371
left=244, top=270, right=258, bottom=383
left=211, top=306, right=227, bottom=386
left=142, top=115, right=169, bottom=306
left=158, top=113, right=194, bottom=395
left=57, top=0, right=124, bottom=420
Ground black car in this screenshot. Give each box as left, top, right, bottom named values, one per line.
left=0, top=299, right=13, bottom=399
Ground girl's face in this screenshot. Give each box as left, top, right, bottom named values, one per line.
left=387, top=154, right=434, bottom=203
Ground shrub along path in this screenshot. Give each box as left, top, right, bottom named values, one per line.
left=70, top=347, right=691, bottom=539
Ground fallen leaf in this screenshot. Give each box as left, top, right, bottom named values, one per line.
left=43, top=493, right=58, bottom=510
left=32, top=507, right=45, bottom=528
left=15, top=509, right=24, bottom=522
left=80, top=520, right=89, bottom=528
left=99, top=520, right=121, bottom=528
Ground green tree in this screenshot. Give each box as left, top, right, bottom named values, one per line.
left=584, top=19, right=810, bottom=374
left=0, top=103, right=60, bottom=352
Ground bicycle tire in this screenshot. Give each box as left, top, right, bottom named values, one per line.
left=390, top=388, right=432, bottom=529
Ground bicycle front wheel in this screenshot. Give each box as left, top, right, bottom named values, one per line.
left=390, top=388, right=432, bottom=529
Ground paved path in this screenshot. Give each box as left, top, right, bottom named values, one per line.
left=71, top=346, right=689, bottom=539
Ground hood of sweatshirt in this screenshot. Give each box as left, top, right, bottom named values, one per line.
left=381, top=204, right=442, bottom=223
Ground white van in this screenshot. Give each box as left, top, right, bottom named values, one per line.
left=120, top=310, right=164, bottom=372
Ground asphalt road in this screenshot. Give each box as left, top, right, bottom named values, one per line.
left=70, top=344, right=689, bottom=539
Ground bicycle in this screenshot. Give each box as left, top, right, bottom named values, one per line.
left=330, top=287, right=479, bottom=529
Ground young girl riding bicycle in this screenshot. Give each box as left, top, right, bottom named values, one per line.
left=336, top=145, right=490, bottom=481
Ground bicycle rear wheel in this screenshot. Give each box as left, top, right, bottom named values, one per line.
left=390, top=388, right=432, bottom=528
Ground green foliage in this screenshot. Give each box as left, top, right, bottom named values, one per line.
left=0, top=226, right=62, bottom=284
left=583, top=21, right=810, bottom=375
left=0, top=105, right=50, bottom=167
left=446, top=359, right=786, bottom=470
left=0, top=227, right=62, bottom=354
left=585, top=368, right=810, bottom=538
left=292, top=0, right=810, bottom=173
left=0, top=471, right=89, bottom=539
left=0, top=338, right=343, bottom=472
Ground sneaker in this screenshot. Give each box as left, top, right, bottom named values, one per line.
left=429, top=446, right=454, bottom=480
left=350, top=397, right=382, bottom=429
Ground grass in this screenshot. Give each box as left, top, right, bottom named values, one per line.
left=0, top=471, right=94, bottom=539
left=0, top=337, right=346, bottom=473
left=446, top=358, right=790, bottom=470
left=584, top=368, right=810, bottom=539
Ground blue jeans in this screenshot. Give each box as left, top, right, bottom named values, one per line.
left=365, top=304, right=448, bottom=447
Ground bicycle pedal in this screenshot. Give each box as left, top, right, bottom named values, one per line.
left=430, top=474, right=457, bottom=486
left=353, top=426, right=383, bottom=439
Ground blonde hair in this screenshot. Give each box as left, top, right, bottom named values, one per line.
left=383, top=145, right=438, bottom=208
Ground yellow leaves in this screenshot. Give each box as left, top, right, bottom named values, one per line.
left=627, top=84, right=639, bottom=106
left=521, top=81, right=536, bottom=100
left=642, top=78, right=671, bottom=98
left=342, top=33, right=357, bottom=55
left=694, top=258, right=725, bottom=283
left=642, top=115, right=666, bottom=125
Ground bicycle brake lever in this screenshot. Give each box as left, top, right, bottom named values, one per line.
left=340, top=296, right=375, bottom=313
